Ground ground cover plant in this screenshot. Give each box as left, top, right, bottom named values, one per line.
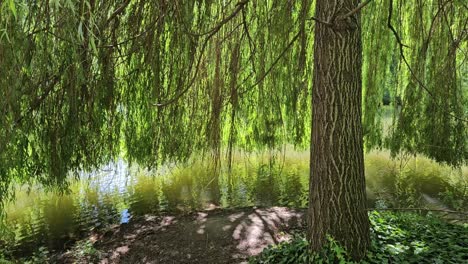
left=251, top=211, right=468, bottom=263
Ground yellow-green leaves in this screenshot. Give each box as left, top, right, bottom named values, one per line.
left=8, top=0, right=16, bottom=19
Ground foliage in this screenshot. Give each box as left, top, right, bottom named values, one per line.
left=441, top=189, right=466, bottom=211
left=365, top=212, right=467, bottom=263
left=68, top=239, right=101, bottom=262
left=0, top=252, right=12, bottom=264
left=249, top=235, right=311, bottom=264
left=250, top=235, right=353, bottom=264
left=0, top=241, right=98, bottom=263
left=0, top=247, right=52, bottom=264
left=0, top=0, right=466, bottom=212
left=365, top=151, right=468, bottom=210
left=22, top=247, right=50, bottom=264
left=251, top=212, right=468, bottom=263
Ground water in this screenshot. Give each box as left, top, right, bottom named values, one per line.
left=0, top=153, right=310, bottom=256
left=2, top=150, right=464, bottom=257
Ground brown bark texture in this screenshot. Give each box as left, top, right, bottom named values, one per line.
left=307, top=0, right=370, bottom=260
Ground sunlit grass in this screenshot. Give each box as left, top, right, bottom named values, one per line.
left=365, top=150, right=467, bottom=209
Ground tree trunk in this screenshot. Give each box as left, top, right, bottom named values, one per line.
left=307, top=0, right=370, bottom=260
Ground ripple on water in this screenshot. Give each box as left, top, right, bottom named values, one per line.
left=2, top=157, right=311, bottom=256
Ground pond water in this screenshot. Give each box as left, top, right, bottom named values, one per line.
left=3, top=150, right=461, bottom=257
left=1, top=153, right=311, bottom=256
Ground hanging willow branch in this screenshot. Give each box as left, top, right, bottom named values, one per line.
left=340, top=0, right=373, bottom=20
left=307, top=0, right=373, bottom=26
left=387, top=0, right=467, bottom=123
left=238, top=31, right=301, bottom=96
left=13, top=64, right=68, bottom=127
left=154, top=0, right=249, bottom=107
left=0, top=0, right=466, bottom=210
left=104, top=0, right=131, bottom=28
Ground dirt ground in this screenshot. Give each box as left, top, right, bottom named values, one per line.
left=58, top=207, right=305, bottom=264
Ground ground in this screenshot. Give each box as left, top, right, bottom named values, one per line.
left=57, top=207, right=305, bottom=264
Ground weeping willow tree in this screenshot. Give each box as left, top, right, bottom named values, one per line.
left=386, top=0, right=467, bottom=166
left=0, top=0, right=466, bottom=260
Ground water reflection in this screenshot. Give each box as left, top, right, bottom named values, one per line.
left=1, top=154, right=311, bottom=255
left=1, top=150, right=464, bottom=257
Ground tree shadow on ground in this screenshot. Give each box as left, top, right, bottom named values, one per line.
left=94, top=207, right=304, bottom=264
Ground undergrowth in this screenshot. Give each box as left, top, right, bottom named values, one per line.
left=251, top=211, right=468, bottom=264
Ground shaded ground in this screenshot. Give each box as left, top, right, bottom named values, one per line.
left=58, top=207, right=305, bottom=264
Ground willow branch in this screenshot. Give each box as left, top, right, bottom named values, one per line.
left=242, top=7, right=257, bottom=75
left=104, top=0, right=131, bottom=28
left=306, top=16, right=333, bottom=26
left=423, top=0, right=454, bottom=55
left=387, top=0, right=467, bottom=123
left=183, top=0, right=249, bottom=38
left=387, top=1, right=410, bottom=50
left=14, top=75, right=61, bottom=127
left=154, top=0, right=249, bottom=107
left=307, top=1, right=373, bottom=27
left=99, top=13, right=165, bottom=49
left=238, top=31, right=301, bottom=96
left=340, top=0, right=373, bottom=20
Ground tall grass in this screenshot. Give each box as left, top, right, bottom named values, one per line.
left=164, top=149, right=467, bottom=210
left=365, top=151, right=467, bottom=209
left=3, top=149, right=466, bottom=219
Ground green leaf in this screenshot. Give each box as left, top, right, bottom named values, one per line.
left=90, top=37, right=97, bottom=55
left=78, top=21, right=84, bottom=41
left=8, top=0, right=17, bottom=19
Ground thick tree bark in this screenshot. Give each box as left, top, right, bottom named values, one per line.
left=307, top=0, right=370, bottom=260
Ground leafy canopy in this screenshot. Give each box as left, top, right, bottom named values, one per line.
left=0, top=0, right=466, bottom=208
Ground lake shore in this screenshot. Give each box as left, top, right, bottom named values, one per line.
left=55, top=206, right=305, bottom=264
